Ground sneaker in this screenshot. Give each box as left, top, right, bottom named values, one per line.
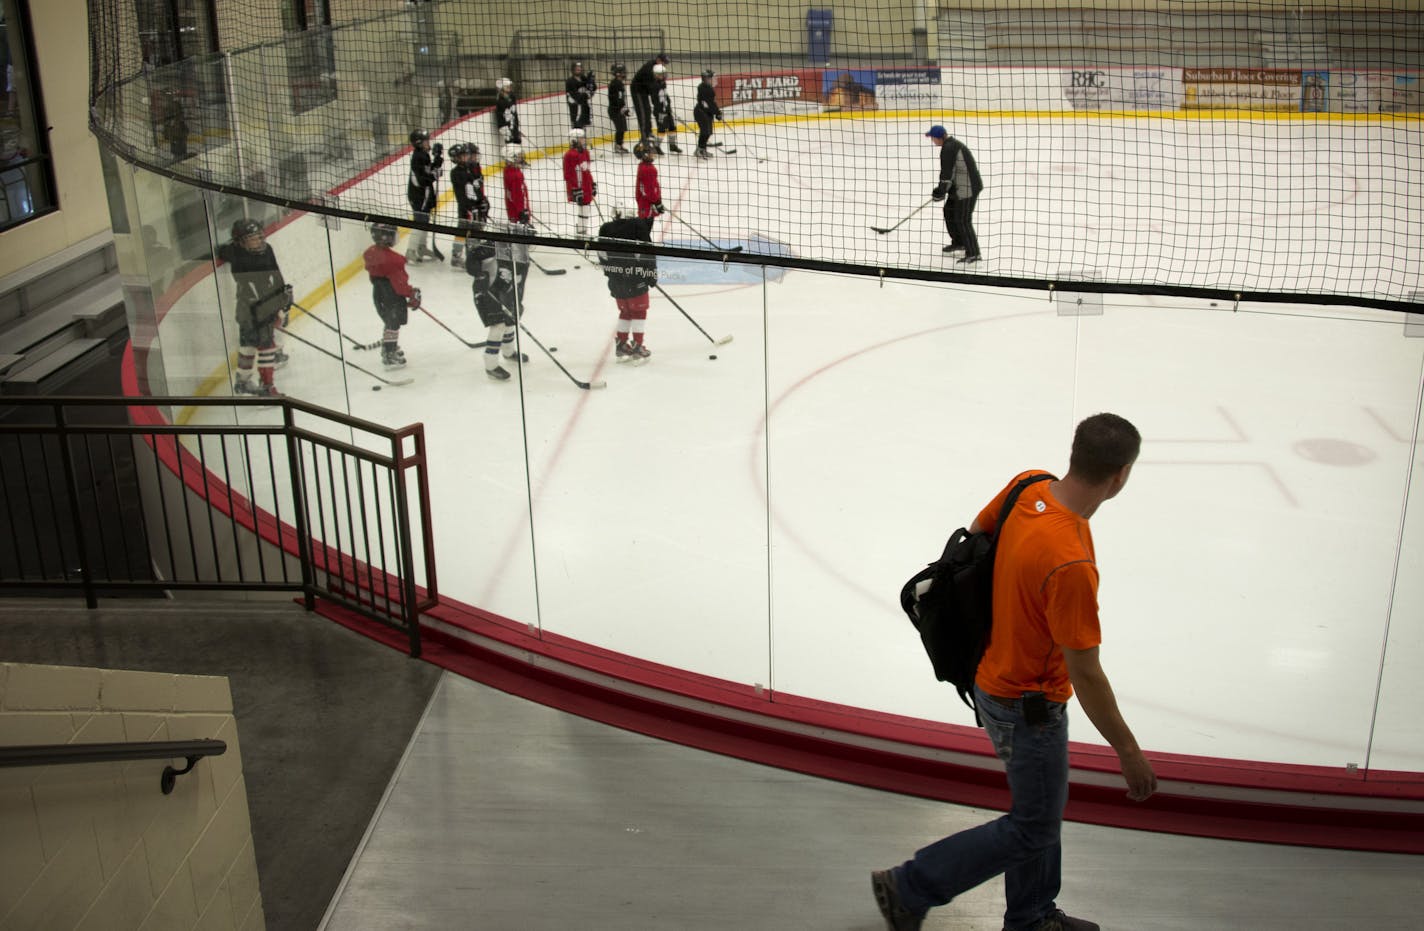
left=382, top=349, right=406, bottom=368
left=627, top=343, right=651, bottom=365
left=1011, top=910, right=1100, bottom=931
left=957, top=253, right=981, bottom=265
left=942, top=244, right=965, bottom=254
left=502, top=349, right=529, bottom=363
left=486, top=365, right=511, bottom=381
left=694, top=147, right=710, bottom=159
left=615, top=340, right=636, bottom=362
left=870, top=870, right=924, bottom=931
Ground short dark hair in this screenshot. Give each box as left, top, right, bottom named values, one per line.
left=1069, top=413, right=1141, bottom=483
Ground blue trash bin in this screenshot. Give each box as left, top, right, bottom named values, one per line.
left=807, top=9, right=833, bottom=65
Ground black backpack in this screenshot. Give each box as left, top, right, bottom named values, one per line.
left=899, top=473, right=1054, bottom=716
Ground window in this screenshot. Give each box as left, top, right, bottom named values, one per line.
left=134, top=0, right=219, bottom=69
left=0, top=0, right=56, bottom=231
left=286, top=0, right=336, bottom=115
left=132, top=0, right=222, bottom=163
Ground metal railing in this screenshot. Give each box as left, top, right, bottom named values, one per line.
left=0, top=739, right=227, bottom=794
left=0, top=396, right=437, bottom=655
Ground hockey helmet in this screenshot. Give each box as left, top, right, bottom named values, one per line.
left=370, top=223, right=397, bottom=246
left=572, top=61, right=584, bottom=73
left=633, top=140, right=655, bottom=160
left=495, top=77, right=513, bottom=92
left=611, top=63, right=627, bottom=77
left=652, top=63, right=667, bottom=77
left=409, top=129, right=430, bottom=145
left=447, top=143, right=465, bottom=160
left=466, top=143, right=481, bottom=159
left=231, top=218, right=264, bottom=249
left=569, top=128, right=586, bottom=143
left=701, top=69, right=715, bottom=80
left=503, top=144, right=526, bottom=165
left=613, top=202, right=638, bottom=219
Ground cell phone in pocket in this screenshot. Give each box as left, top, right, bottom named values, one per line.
left=1023, top=691, right=1049, bottom=725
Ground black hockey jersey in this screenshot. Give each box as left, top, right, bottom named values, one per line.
left=597, top=216, right=658, bottom=300
left=218, top=242, right=288, bottom=329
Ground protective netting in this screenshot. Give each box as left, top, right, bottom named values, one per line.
left=87, top=0, right=1422, bottom=310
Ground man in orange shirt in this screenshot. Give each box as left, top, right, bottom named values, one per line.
left=873, top=413, right=1157, bottom=931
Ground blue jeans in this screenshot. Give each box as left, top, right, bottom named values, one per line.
left=896, top=685, right=1069, bottom=930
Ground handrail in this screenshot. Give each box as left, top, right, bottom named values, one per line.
left=0, top=739, right=227, bottom=794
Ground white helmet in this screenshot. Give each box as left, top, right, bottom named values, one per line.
left=503, top=144, right=525, bottom=164
left=653, top=63, right=666, bottom=76
left=614, top=202, right=638, bottom=219
left=496, top=77, right=513, bottom=92
left=569, top=128, right=585, bottom=143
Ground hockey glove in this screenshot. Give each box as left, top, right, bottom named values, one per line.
left=283, top=284, right=294, bottom=309
left=432, top=142, right=443, bottom=156
left=652, top=202, right=666, bottom=216
left=518, top=209, right=531, bottom=224
left=932, top=181, right=949, bottom=201
left=591, top=180, right=598, bottom=198
left=573, top=190, right=585, bottom=206
left=407, top=288, right=422, bottom=310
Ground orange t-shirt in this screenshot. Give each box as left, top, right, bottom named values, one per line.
left=973, top=470, right=1101, bottom=703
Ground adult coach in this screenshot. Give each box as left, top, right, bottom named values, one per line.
left=632, top=53, right=669, bottom=151
left=872, top=412, right=1157, bottom=931
left=925, top=124, right=983, bottom=264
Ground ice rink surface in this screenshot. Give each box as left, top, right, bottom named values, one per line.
left=189, top=116, right=1424, bottom=776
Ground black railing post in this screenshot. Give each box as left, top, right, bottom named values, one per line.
left=54, top=402, right=98, bottom=608
left=282, top=402, right=316, bottom=611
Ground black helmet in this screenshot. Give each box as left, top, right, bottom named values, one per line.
left=701, top=69, right=715, bottom=80
left=447, top=143, right=465, bottom=159
left=572, top=61, right=584, bottom=72
left=611, top=63, right=627, bottom=76
left=409, top=129, right=430, bottom=145
left=370, top=223, right=397, bottom=246
left=231, top=218, right=263, bottom=244
left=633, top=140, right=655, bottom=160
left=466, top=143, right=480, bottom=159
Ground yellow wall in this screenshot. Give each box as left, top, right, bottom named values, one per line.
left=0, top=0, right=112, bottom=280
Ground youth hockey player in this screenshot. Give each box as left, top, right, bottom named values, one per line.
left=607, top=64, right=631, bottom=154
left=406, top=129, right=444, bottom=263
left=494, top=77, right=522, bottom=144
left=501, top=146, right=534, bottom=313
left=565, top=61, right=596, bottom=130
left=449, top=143, right=490, bottom=267
left=653, top=66, right=682, bottom=154
left=563, top=129, right=597, bottom=237
left=464, top=228, right=522, bottom=381
left=597, top=204, right=658, bottom=364
left=631, top=54, right=668, bottom=150
left=218, top=219, right=292, bottom=397
left=363, top=223, right=421, bottom=368
left=634, top=142, right=665, bottom=220
left=693, top=69, right=722, bottom=158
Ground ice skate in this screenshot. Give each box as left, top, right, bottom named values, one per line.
left=405, top=249, right=424, bottom=264
left=614, top=144, right=630, bottom=155
left=382, top=347, right=406, bottom=368
left=486, top=365, right=511, bottom=381
left=694, top=147, right=710, bottom=159
left=450, top=245, right=464, bottom=267
left=272, top=348, right=290, bottom=368
left=627, top=342, right=651, bottom=365
left=667, top=141, right=683, bottom=154
left=957, top=253, right=981, bottom=265
left=502, top=349, right=530, bottom=364
left=615, top=340, right=637, bottom=362
left=234, top=377, right=280, bottom=398
left=942, top=244, right=965, bottom=254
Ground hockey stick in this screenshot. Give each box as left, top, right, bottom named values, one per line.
left=291, top=302, right=382, bottom=351
left=512, top=318, right=607, bottom=390
left=419, top=306, right=483, bottom=348
left=277, top=326, right=413, bottom=386
left=531, top=214, right=595, bottom=264
left=529, top=256, right=568, bottom=276
left=654, top=284, right=733, bottom=346
left=667, top=209, right=743, bottom=253
left=721, top=122, right=760, bottom=162
left=714, top=120, right=738, bottom=154
left=871, top=198, right=935, bottom=235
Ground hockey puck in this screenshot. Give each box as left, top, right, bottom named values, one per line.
left=550, top=346, right=558, bottom=352
left=708, top=354, right=717, bottom=360
left=372, top=385, right=382, bottom=391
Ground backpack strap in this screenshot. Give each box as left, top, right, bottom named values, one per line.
left=989, top=472, right=1055, bottom=543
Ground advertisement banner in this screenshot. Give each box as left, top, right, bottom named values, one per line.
left=1183, top=68, right=1301, bottom=110
left=822, top=69, right=878, bottom=111
left=717, top=70, right=823, bottom=115
left=868, top=68, right=941, bottom=107
left=1301, top=70, right=1329, bottom=112
left=1061, top=68, right=1180, bottom=111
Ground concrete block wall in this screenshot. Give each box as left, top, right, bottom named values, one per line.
left=0, top=663, right=264, bottom=931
